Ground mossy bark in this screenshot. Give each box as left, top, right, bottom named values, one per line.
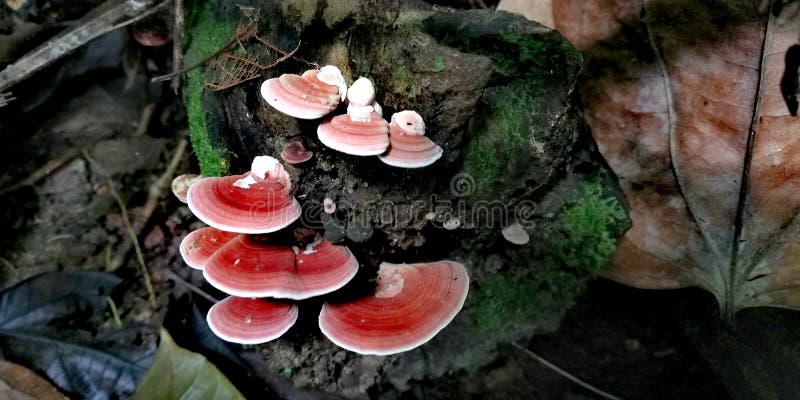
left=184, top=0, right=630, bottom=396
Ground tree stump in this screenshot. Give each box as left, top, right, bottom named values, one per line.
left=184, top=0, right=630, bottom=395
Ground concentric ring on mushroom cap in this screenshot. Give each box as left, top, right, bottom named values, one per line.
left=317, top=113, right=390, bottom=156
left=318, top=260, right=469, bottom=355
left=186, top=157, right=300, bottom=234
left=207, top=296, right=298, bottom=344
left=179, top=227, right=238, bottom=270
left=378, top=112, right=443, bottom=168
left=261, top=66, right=345, bottom=119
left=203, top=236, right=359, bottom=300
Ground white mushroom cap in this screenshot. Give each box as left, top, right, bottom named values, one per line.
left=391, top=110, right=426, bottom=136
left=501, top=222, right=530, bottom=245
left=317, top=65, right=348, bottom=102
left=347, top=77, right=376, bottom=107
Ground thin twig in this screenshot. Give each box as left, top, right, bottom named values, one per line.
left=83, top=149, right=157, bottom=307
left=0, top=149, right=80, bottom=196
left=106, top=297, right=123, bottom=327
left=0, top=92, right=15, bottom=107
left=0, top=0, right=162, bottom=95
left=171, top=0, right=185, bottom=94
left=150, top=21, right=258, bottom=83
left=163, top=269, right=219, bottom=304
left=108, top=0, right=169, bottom=31
left=510, top=342, right=623, bottom=400
left=133, top=103, right=157, bottom=136
left=108, top=138, right=188, bottom=270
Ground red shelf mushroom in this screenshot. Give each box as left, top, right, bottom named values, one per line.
left=379, top=111, right=443, bottom=168
left=318, top=260, right=469, bottom=355
left=317, top=113, right=390, bottom=156
left=317, top=77, right=389, bottom=156
left=186, top=156, right=301, bottom=234
left=179, top=227, right=237, bottom=270
left=261, top=65, right=347, bottom=119
left=280, top=139, right=314, bottom=164
left=207, top=296, right=298, bottom=344
left=202, top=236, right=359, bottom=300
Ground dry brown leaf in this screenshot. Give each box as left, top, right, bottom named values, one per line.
left=553, top=1, right=800, bottom=318
left=0, top=361, right=66, bottom=400
left=496, top=0, right=555, bottom=28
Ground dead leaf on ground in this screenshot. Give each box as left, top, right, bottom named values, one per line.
left=548, top=0, right=800, bottom=318
left=0, top=361, right=66, bottom=400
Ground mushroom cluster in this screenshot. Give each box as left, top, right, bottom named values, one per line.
left=262, top=66, right=443, bottom=168
left=179, top=152, right=469, bottom=355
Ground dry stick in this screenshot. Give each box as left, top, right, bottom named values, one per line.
left=83, top=148, right=157, bottom=307
left=171, top=0, right=185, bottom=94
left=108, top=138, right=189, bottom=271
left=106, top=297, right=123, bottom=327
left=0, top=0, right=164, bottom=96
left=133, top=103, right=157, bottom=136
left=163, top=269, right=220, bottom=304
left=0, top=149, right=80, bottom=196
left=510, top=342, right=623, bottom=400
left=150, top=20, right=258, bottom=83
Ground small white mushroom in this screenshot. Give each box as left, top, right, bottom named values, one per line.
left=323, top=197, right=337, bottom=214
left=443, top=217, right=460, bottom=230
left=501, top=222, right=530, bottom=245
left=171, top=174, right=201, bottom=203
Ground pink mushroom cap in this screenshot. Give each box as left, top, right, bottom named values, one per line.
left=203, top=237, right=359, bottom=300
left=186, top=156, right=301, bottom=234
left=379, top=111, right=443, bottom=168
left=318, top=260, right=469, bottom=355
left=317, top=113, right=390, bottom=156
left=280, top=140, right=314, bottom=164
left=179, top=227, right=238, bottom=270
left=207, top=296, right=298, bottom=344
left=261, top=66, right=346, bottom=119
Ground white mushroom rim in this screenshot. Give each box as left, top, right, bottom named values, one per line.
left=347, top=77, right=376, bottom=107
left=233, top=155, right=291, bottom=191
left=317, top=65, right=348, bottom=101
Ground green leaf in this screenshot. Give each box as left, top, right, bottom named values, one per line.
left=132, top=330, right=245, bottom=400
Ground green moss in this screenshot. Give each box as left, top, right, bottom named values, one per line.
left=182, top=0, right=236, bottom=176
left=473, top=178, right=627, bottom=332
left=394, top=65, right=418, bottom=100
left=461, top=77, right=546, bottom=195
left=431, top=56, right=444, bottom=72
left=185, top=70, right=228, bottom=176
left=430, top=22, right=578, bottom=195
left=553, top=179, right=628, bottom=274
left=473, top=275, right=534, bottom=331
left=473, top=265, right=584, bottom=332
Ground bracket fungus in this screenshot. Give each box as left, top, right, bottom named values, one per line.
left=190, top=234, right=359, bottom=300
left=318, top=260, right=469, bottom=355
left=317, top=77, right=390, bottom=156
left=179, top=227, right=237, bottom=270
left=261, top=65, right=347, bottom=119
left=186, top=156, right=301, bottom=234
left=207, top=296, right=299, bottom=345
left=378, top=111, right=443, bottom=168
left=170, top=173, right=201, bottom=203
left=501, top=222, right=530, bottom=245
left=280, top=139, right=313, bottom=164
